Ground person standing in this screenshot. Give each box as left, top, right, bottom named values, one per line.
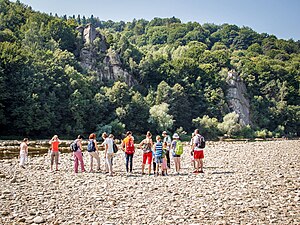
left=162, top=131, right=171, bottom=169
left=190, top=133, right=196, bottom=169
left=171, top=133, right=182, bottom=174
left=87, top=133, right=100, bottom=173
left=161, top=142, right=168, bottom=176
left=49, top=135, right=61, bottom=171
left=73, top=135, right=86, bottom=173
left=139, top=131, right=153, bottom=175
left=121, top=131, right=135, bottom=175
left=19, top=138, right=29, bottom=168
left=154, top=135, right=163, bottom=176
left=102, top=133, right=114, bottom=176
left=192, top=129, right=205, bottom=173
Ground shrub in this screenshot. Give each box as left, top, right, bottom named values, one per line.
left=218, top=112, right=241, bottom=137
left=192, top=115, right=221, bottom=140
left=235, top=125, right=255, bottom=138
left=255, top=129, right=272, bottom=139
left=96, top=119, right=125, bottom=140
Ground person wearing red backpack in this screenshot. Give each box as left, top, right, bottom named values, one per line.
left=121, top=131, right=135, bottom=176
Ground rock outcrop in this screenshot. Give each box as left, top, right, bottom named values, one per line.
left=76, top=24, right=136, bottom=86
left=226, top=71, right=250, bottom=126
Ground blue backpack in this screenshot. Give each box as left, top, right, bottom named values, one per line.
left=87, top=140, right=96, bottom=152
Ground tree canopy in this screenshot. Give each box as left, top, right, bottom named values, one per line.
left=0, top=0, right=299, bottom=139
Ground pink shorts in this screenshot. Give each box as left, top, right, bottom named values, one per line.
left=162, top=158, right=167, bottom=170
left=143, top=152, right=152, bottom=164
left=194, top=150, right=204, bottom=159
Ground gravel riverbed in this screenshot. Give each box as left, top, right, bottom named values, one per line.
left=0, top=140, right=299, bottom=224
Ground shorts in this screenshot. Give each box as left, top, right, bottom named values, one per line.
left=172, top=153, right=181, bottom=157
left=194, top=150, right=204, bottom=159
left=155, top=156, right=163, bottom=164
left=142, top=152, right=152, bottom=164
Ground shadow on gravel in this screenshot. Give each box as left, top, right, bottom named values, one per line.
left=211, top=171, right=235, bottom=175
left=205, top=166, right=222, bottom=169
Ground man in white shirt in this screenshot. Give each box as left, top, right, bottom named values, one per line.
left=192, top=129, right=205, bottom=173
left=102, top=132, right=114, bottom=176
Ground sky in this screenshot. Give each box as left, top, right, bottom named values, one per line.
left=14, top=0, right=300, bottom=40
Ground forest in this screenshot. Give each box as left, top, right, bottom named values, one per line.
left=0, top=0, right=299, bottom=139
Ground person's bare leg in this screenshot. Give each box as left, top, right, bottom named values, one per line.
left=200, top=159, right=203, bottom=172
left=174, top=158, right=179, bottom=173
left=148, top=164, right=151, bottom=175
left=142, top=164, right=145, bottom=174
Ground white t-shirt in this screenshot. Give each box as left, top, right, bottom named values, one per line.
left=103, top=137, right=114, bottom=154
left=193, top=134, right=203, bottom=151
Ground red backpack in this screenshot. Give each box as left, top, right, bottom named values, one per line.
left=125, top=137, right=135, bottom=154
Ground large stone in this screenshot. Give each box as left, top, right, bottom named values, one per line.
left=33, top=216, right=45, bottom=224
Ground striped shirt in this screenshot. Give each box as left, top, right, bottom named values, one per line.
left=155, top=141, right=163, bottom=157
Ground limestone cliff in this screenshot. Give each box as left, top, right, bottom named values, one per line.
left=76, top=24, right=136, bottom=86
left=226, top=71, right=250, bottom=126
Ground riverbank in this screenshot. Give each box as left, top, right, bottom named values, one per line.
left=0, top=140, right=299, bottom=224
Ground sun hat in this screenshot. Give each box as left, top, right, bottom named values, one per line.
left=172, top=133, right=179, bottom=139
left=162, top=131, right=167, bottom=135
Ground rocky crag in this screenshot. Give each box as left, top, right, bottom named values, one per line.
left=77, top=24, right=136, bottom=86
left=226, top=70, right=251, bottom=126
left=0, top=140, right=299, bottom=224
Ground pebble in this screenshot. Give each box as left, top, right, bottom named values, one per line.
left=18, top=218, right=26, bottom=222
left=46, top=213, right=55, bottom=220
left=1, top=211, right=10, bottom=216
left=2, top=190, right=11, bottom=195
left=0, top=140, right=299, bottom=225
left=29, top=211, right=36, bottom=216
left=33, top=216, right=44, bottom=224
left=10, top=177, right=17, bottom=183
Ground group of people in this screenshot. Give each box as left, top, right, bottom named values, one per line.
left=20, top=129, right=205, bottom=176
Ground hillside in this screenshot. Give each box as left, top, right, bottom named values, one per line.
left=0, top=0, right=299, bottom=138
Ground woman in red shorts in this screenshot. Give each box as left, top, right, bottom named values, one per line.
left=139, top=131, right=153, bottom=175
left=192, top=129, right=205, bottom=173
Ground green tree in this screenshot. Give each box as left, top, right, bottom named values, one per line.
left=192, top=115, right=221, bottom=139
left=218, top=112, right=241, bottom=137
left=148, top=103, right=174, bottom=133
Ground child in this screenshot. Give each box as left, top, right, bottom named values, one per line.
left=154, top=135, right=163, bottom=176
left=161, top=142, right=168, bottom=176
